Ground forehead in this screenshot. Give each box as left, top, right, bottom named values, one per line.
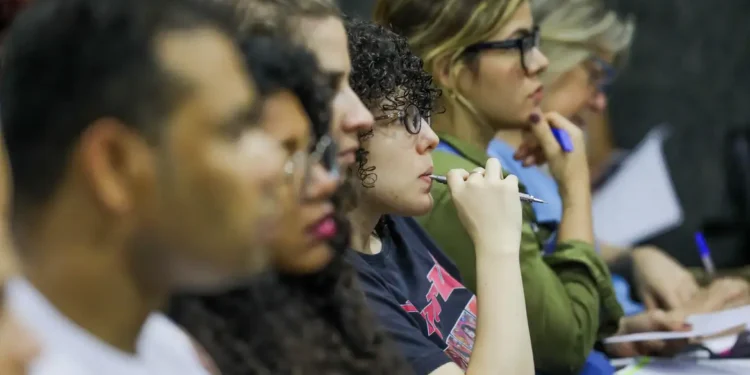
left=488, top=1, right=534, bottom=40
left=297, top=16, right=350, bottom=74
left=156, top=27, right=256, bottom=120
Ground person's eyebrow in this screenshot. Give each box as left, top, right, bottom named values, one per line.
left=507, top=26, right=533, bottom=38
left=220, top=101, right=264, bottom=131
left=323, top=71, right=345, bottom=91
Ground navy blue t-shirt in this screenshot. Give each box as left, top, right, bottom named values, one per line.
left=347, top=215, right=477, bottom=375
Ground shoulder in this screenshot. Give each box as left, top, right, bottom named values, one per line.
left=29, top=352, right=90, bottom=375
left=141, top=313, right=216, bottom=374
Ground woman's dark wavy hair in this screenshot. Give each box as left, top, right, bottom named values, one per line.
left=346, top=18, right=441, bottom=190
left=168, top=36, right=412, bottom=375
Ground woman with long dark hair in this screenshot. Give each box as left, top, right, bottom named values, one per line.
left=169, top=35, right=411, bottom=375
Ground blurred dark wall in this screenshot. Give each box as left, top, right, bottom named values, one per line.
left=338, top=0, right=750, bottom=267
left=605, top=0, right=750, bottom=267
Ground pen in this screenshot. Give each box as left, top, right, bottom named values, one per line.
left=694, top=231, right=716, bottom=279
left=429, top=175, right=545, bottom=204
left=551, top=128, right=575, bottom=153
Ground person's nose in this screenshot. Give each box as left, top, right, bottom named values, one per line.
left=527, top=48, right=549, bottom=76
left=302, top=163, right=339, bottom=202
left=340, top=86, right=374, bottom=134
left=417, top=117, right=440, bottom=154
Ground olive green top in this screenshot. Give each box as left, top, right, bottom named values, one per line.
left=416, top=133, right=624, bottom=374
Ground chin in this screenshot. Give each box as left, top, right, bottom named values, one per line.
left=397, top=194, right=434, bottom=217
left=275, top=243, right=335, bottom=275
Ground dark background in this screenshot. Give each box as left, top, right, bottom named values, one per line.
left=337, top=0, right=750, bottom=268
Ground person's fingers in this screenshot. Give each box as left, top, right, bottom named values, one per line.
left=522, top=155, right=536, bottom=167
left=545, top=111, right=582, bottom=133
left=658, top=290, right=684, bottom=310
left=642, top=291, right=659, bottom=310
left=527, top=113, right=561, bottom=156
left=513, top=144, right=529, bottom=160
left=650, top=309, right=689, bottom=332
left=484, top=158, right=502, bottom=181
left=675, top=283, right=698, bottom=307
left=467, top=167, right=485, bottom=183
left=446, top=169, right=470, bottom=192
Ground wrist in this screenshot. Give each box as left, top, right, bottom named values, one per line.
left=473, top=236, right=521, bottom=258
left=560, top=186, right=591, bottom=209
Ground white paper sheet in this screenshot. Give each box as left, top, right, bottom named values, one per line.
left=592, top=125, right=684, bottom=247
left=603, top=304, right=750, bottom=344
left=615, top=358, right=750, bottom=375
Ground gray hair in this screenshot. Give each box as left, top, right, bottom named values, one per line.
left=532, top=0, right=635, bottom=84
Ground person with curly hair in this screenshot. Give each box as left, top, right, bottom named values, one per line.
left=373, top=0, right=693, bottom=373
left=345, top=18, right=534, bottom=375
left=169, top=33, right=413, bottom=375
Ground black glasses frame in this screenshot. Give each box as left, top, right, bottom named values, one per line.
left=462, top=26, right=541, bottom=74
left=373, top=104, right=422, bottom=135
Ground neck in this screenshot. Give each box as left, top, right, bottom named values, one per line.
left=19, top=202, right=167, bottom=354
left=433, top=98, right=496, bottom=150
left=347, top=201, right=383, bottom=255
left=495, top=129, right=525, bottom=149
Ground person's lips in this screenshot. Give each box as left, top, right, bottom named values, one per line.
left=337, top=148, right=357, bottom=166
left=530, top=85, right=544, bottom=104
left=308, top=214, right=337, bottom=241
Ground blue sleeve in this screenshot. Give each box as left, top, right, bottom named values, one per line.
left=353, top=260, right=452, bottom=375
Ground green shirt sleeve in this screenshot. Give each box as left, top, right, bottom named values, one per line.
left=417, top=151, right=624, bottom=375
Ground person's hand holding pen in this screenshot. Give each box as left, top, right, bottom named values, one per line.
left=513, top=112, right=590, bottom=197
left=681, top=278, right=750, bottom=315
left=632, top=246, right=699, bottom=310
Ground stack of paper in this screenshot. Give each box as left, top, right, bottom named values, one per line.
left=592, top=125, right=684, bottom=247
left=615, top=358, right=750, bottom=375
left=604, top=305, right=750, bottom=344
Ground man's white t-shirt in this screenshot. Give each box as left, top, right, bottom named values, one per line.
left=5, top=278, right=215, bottom=375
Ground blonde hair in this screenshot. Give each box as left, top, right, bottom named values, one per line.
left=374, top=0, right=524, bottom=126
left=532, top=0, right=635, bottom=85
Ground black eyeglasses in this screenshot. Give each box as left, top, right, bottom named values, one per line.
left=374, top=104, right=423, bottom=134
left=283, top=134, right=339, bottom=199
left=462, top=26, right=541, bottom=74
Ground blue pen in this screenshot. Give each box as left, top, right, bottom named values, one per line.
left=551, top=128, right=574, bottom=153
left=694, top=232, right=716, bottom=278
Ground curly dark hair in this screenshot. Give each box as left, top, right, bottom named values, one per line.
left=168, top=35, right=412, bottom=375
left=346, top=18, right=441, bottom=189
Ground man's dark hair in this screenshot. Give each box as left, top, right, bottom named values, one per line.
left=230, top=0, right=340, bottom=40
left=244, top=36, right=333, bottom=143
left=0, top=0, right=237, bottom=214
left=346, top=18, right=441, bottom=188
left=169, top=36, right=411, bottom=375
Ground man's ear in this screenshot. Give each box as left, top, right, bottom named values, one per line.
left=77, top=119, right=152, bottom=216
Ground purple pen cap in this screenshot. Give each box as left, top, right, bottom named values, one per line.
left=551, top=128, right=574, bottom=153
